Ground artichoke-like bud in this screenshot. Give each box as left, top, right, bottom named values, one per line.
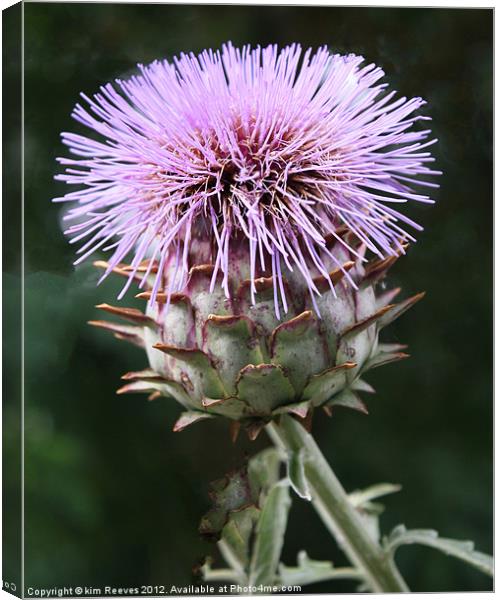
left=199, top=447, right=282, bottom=542
left=55, top=44, right=437, bottom=438
left=90, top=232, right=423, bottom=438
left=198, top=448, right=291, bottom=587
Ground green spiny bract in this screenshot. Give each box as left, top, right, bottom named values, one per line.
left=90, top=232, right=423, bottom=439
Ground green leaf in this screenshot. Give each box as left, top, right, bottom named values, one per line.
left=270, top=311, right=328, bottom=393
left=236, top=276, right=284, bottom=342
left=88, top=319, right=145, bottom=348
left=185, top=264, right=232, bottom=346
left=384, top=525, right=493, bottom=577
left=154, top=293, right=196, bottom=347
left=279, top=551, right=362, bottom=587
left=327, top=389, right=368, bottom=414
left=313, top=289, right=353, bottom=358
left=118, top=376, right=192, bottom=408
left=172, top=411, right=214, bottom=433
left=200, top=557, right=241, bottom=584
left=202, top=315, right=264, bottom=395
left=349, top=483, right=402, bottom=508
left=377, top=293, right=425, bottom=329
left=273, top=399, right=310, bottom=419
left=220, top=506, right=261, bottom=568
left=218, top=538, right=247, bottom=580
left=375, top=286, right=401, bottom=311
left=153, top=345, right=226, bottom=399
left=236, top=364, right=295, bottom=414
left=287, top=448, right=312, bottom=501
left=350, top=378, right=375, bottom=394
left=363, top=350, right=409, bottom=372
left=247, top=447, right=282, bottom=498
left=341, top=305, right=393, bottom=339
left=302, top=362, right=357, bottom=407
left=356, top=580, right=373, bottom=592
left=201, top=396, right=250, bottom=420
left=347, top=484, right=401, bottom=544
left=249, top=480, right=291, bottom=587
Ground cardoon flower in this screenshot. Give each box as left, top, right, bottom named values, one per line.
left=55, top=43, right=439, bottom=436
left=55, top=44, right=495, bottom=594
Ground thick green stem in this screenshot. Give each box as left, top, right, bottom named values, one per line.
left=267, top=415, right=409, bottom=593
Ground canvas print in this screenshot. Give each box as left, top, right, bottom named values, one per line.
left=2, top=1, right=493, bottom=596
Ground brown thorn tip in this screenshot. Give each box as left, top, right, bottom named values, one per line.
left=301, top=409, right=314, bottom=432
left=246, top=422, right=264, bottom=441
left=313, top=261, right=355, bottom=290
left=229, top=421, right=241, bottom=443
left=136, top=291, right=168, bottom=304
left=95, top=303, right=152, bottom=325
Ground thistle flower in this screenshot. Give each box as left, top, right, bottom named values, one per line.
left=54, top=46, right=495, bottom=593
left=55, top=43, right=438, bottom=436
left=55, top=43, right=438, bottom=314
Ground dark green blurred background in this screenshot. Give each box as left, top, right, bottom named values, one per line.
left=12, top=2, right=494, bottom=594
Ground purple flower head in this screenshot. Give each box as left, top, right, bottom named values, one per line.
left=55, top=43, right=439, bottom=315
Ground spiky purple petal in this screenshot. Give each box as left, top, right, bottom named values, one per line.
left=55, top=43, right=439, bottom=313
